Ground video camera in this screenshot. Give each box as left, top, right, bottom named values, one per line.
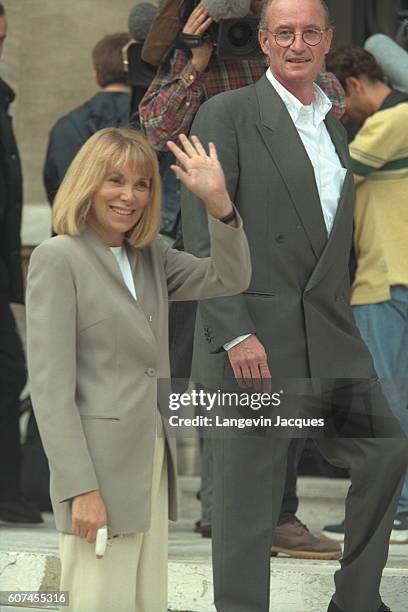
left=176, top=0, right=262, bottom=60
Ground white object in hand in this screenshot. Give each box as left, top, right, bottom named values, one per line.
left=95, top=525, right=108, bottom=557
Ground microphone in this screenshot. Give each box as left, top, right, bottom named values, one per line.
left=365, top=34, right=408, bottom=94
left=201, top=0, right=251, bottom=21
left=128, top=2, right=158, bottom=42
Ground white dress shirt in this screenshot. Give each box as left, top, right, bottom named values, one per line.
left=224, top=69, right=346, bottom=352
left=110, top=245, right=137, bottom=300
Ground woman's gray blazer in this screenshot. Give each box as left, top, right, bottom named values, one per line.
left=26, top=215, right=251, bottom=534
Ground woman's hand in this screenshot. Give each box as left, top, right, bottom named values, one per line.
left=71, top=490, right=107, bottom=544
left=167, top=134, right=235, bottom=221
left=182, top=4, right=213, bottom=71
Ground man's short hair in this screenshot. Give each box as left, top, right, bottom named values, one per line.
left=0, top=3, right=5, bottom=17
left=259, top=0, right=332, bottom=31
left=92, top=32, right=131, bottom=88
left=326, top=46, right=385, bottom=90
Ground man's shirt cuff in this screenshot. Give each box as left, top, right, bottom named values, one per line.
left=223, top=333, right=252, bottom=352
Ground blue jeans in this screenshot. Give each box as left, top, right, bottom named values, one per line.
left=353, top=286, right=408, bottom=513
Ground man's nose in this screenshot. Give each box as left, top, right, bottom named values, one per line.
left=290, top=32, right=308, bottom=51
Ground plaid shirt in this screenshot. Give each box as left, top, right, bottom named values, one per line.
left=139, top=49, right=346, bottom=151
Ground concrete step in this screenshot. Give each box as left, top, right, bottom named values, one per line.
left=1, top=551, right=407, bottom=612
left=1, top=478, right=407, bottom=612
left=180, top=475, right=351, bottom=503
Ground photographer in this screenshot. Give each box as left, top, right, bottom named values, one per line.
left=139, top=2, right=346, bottom=150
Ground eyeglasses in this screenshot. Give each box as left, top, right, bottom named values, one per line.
left=264, top=28, right=329, bottom=47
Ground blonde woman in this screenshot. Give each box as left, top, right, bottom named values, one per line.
left=26, top=127, right=250, bottom=612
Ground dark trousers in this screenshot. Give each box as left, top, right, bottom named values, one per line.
left=0, top=298, right=26, bottom=501
left=169, top=299, right=305, bottom=525
left=212, top=383, right=408, bottom=612
left=277, top=438, right=305, bottom=524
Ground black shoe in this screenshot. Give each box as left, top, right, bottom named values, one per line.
left=324, top=512, right=408, bottom=545
left=193, top=519, right=212, bottom=538
left=322, top=520, right=345, bottom=542
left=328, top=599, right=391, bottom=612
left=0, top=499, right=43, bottom=523
left=390, top=510, right=408, bottom=544
left=201, top=523, right=212, bottom=538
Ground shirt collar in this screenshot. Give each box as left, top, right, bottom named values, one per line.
left=266, top=68, right=332, bottom=126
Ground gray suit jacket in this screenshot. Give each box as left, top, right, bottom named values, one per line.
left=182, top=75, right=377, bottom=383
left=26, top=216, right=250, bottom=534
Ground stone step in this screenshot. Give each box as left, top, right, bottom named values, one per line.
left=180, top=476, right=350, bottom=502
left=1, top=478, right=406, bottom=612
left=0, top=551, right=407, bottom=612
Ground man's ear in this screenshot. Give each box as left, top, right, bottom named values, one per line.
left=345, top=75, right=361, bottom=94
left=258, top=29, right=270, bottom=56
left=324, top=28, right=333, bottom=54
left=94, top=70, right=102, bottom=88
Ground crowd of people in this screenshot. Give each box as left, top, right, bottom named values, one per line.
left=1, top=1, right=408, bottom=611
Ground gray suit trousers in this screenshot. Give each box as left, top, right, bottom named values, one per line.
left=212, top=427, right=407, bottom=612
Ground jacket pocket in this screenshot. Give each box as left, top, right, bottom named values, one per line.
left=78, top=317, right=111, bottom=333
left=80, top=415, right=120, bottom=421
left=243, top=291, right=277, bottom=298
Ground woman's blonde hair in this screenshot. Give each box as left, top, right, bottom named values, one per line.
left=53, top=127, right=162, bottom=248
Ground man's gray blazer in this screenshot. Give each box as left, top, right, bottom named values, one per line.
left=182, top=74, right=377, bottom=384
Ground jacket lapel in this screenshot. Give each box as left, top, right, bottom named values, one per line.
left=78, top=226, right=158, bottom=351
left=126, top=243, right=159, bottom=337
left=321, top=112, right=352, bottom=239
left=324, top=111, right=349, bottom=169
left=255, top=75, right=328, bottom=261
left=81, top=226, right=137, bottom=304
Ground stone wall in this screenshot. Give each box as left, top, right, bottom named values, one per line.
left=1, top=0, right=158, bottom=242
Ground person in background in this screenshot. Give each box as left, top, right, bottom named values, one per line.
left=139, top=0, right=344, bottom=560
left=43, top=32, right=131, bottom=205
left=0, top=1, right=42, bottom=524
left=123, top=1, right=181, bottom=238
left=322, top=45, right=408, bottom=546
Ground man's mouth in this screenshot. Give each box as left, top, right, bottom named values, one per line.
left=286, top=58, right=311, bottom=64
left=109, top=205, right=134, bottom=217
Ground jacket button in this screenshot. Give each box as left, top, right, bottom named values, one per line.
left=146, top=368, right=156, bottom=377
left=275, top=234, right=285, bottom=243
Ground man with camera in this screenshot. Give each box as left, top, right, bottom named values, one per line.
left=181, top=0, right=408, bottom=610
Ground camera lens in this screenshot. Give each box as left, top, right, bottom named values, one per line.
left=228, top=22, right=253, bottom=47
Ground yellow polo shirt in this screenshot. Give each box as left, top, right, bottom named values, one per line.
left=350, top=102, right=408, bottom=305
